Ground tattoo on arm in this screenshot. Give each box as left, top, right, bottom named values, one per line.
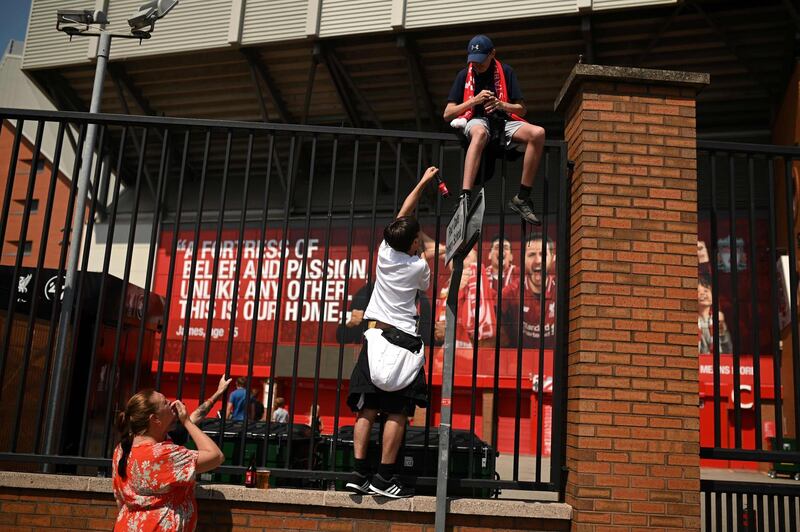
left=195, top=400, right=211, bottom=418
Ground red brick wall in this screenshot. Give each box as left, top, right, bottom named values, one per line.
left=0, top=120, right=73, bottom=270
left=0, top=488, right=569, bottom=532
left=562, top=81, right=700, bottom=531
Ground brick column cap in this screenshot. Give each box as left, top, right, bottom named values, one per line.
left=554, top=63, right=710, bottom=113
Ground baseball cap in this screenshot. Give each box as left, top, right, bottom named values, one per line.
left=467, top=35, right=494, bottom=63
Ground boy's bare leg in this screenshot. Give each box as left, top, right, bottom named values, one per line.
left=508, top=123, right=546, bottom=225
left=345, top=408, right=379, bottom=494
left=354, top=408, right=378, bottom=459
left=367, top=411, right=414, bottom=498
left=462, top=126, right=489, bottom=193
left=380, top=413, right=408, bottom=465
left=512, top=123, right=546, bottom=188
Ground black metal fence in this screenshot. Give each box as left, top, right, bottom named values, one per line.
left=0, top=108, right=570, bottom=497
left=697, top=140, right=800, bottom=530
left=701, top=480, right=800, bottom=532
left=697, top=140, right=800, bottom=465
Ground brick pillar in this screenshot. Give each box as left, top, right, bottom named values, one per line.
left=554, top=64, right=709, bottom=531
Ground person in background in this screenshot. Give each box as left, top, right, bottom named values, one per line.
left=434, top=249, right=477, bottom=347
left=112, top=390, right=224, bottom=531
left=226, top=377, right=248, bottom=422
left=339, top=282, right=434, bottom=345
left=698, top=240, right=711, bottom=276
left=346, top=283, right=373, bottom=330
left=698, top=275, right=733, bottom=354
left=486, top=236, right=518, bottom=292
left=462, top=236, right=519, bottom=347
left=248, top=386, right=265, bottom=421
left=307, top=404, right=324, bottom=433
left=501, top=232, right=557, bottom=349
left=271, top=397, right=289, bottom=423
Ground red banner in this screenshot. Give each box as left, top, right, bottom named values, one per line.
left=698, top=353, right=777, bottom=399
left=153, top=226, right=375, bottom=366
left=152, top=223, right=557, bottom=371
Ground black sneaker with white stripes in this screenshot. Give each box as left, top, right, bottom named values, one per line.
left=508, top=195, right=541, bottom=225
left=344, top=472, right=374, bottom=495
left=368, top=474, right=414, bottom=499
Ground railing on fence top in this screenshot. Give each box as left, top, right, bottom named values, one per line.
left=701, top=480, right=800, bottom=532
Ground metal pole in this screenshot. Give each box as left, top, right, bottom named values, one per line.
left=435, top=255, right=463, bottom=532
left=435, top=190, right=484, bottom=532
left=43, top=31, right=112, bottom=460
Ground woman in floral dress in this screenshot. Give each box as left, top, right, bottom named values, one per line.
left=112, top=390, right=225, bottom=531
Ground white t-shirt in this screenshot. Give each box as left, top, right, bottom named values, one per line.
left=364, top=240, right=431, bottom=335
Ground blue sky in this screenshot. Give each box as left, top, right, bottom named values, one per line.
left=0, top=0, right=32, bottom=53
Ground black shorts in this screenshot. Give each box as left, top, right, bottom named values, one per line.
left=347, top=334, right=428, bottom=417
left=352, top=391, right=417, bottom=417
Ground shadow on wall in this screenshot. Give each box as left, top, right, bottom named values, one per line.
left=197, top=487, right=234, bottom=531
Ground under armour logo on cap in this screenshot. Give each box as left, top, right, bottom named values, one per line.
left=467, top=35, right=494, bottom=62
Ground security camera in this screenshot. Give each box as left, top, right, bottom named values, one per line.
left=56, top=9, right=108, bottom=35
left=128, top=0, right=179, bottom=36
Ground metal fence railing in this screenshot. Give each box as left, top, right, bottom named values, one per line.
left=697, top=140, right=800, bottom=467
left=0, top=108, right=570, bottom=497
left=701, top=480, right=800, bottom=532
left=697, top=141, right=800, bottom=531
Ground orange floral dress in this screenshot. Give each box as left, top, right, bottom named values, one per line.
left=112, top=441, right=199, bottom=531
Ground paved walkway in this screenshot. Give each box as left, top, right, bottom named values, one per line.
left=702, top=466, right=800, bottom=485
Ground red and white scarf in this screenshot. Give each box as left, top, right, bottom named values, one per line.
left=457, top=59, right=526, bottom=124
left=436, top=283, right=473, bottom=347
left=464, top=264, right=518, bottom=341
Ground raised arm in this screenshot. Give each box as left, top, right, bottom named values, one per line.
left=397, top=166, right=439, bottom=219
left=419, top=229, right=446, bottom=260
left=190, top=375, right=232, bottom=424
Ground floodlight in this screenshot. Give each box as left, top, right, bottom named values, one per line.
left=128, top=0, right=179, bottom=35
left=44, top=0, right=181, bottom=465
left=56, top=9, right=107, bottom=35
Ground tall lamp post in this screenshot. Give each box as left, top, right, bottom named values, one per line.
left=43, top=0, right=179, bottom=464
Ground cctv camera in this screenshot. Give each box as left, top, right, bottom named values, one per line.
left=56, top=9, right=108, bottom=35
left=128, top=0, right=178, bottom=34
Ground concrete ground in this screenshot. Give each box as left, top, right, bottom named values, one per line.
left=702, top=466, right=800, bottom=485
left=494, top=454, right=557, bottom=501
